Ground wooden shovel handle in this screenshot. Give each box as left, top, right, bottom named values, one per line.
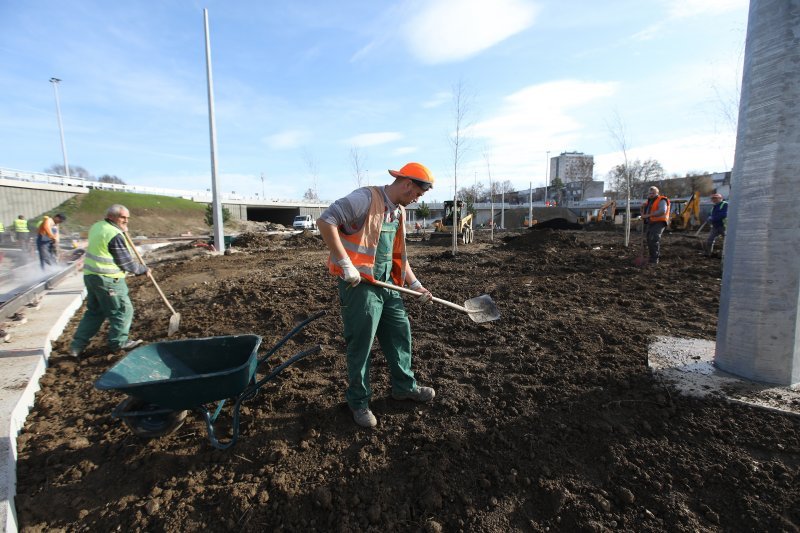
left=123, top=233, right=177, bottom=315
left=367, top=278, right=469, bottom=313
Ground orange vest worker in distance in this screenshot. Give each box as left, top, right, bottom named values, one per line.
left=640, top=186, right=670, bottom=265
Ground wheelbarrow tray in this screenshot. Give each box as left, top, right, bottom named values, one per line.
left=95, top=334, right=262, bottom=410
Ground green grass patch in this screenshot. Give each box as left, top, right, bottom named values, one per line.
left=49, top=189, right=208, bottom=236
left=68, top=190, right=205, bottom=217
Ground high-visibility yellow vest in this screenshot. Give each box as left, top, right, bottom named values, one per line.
left=83, top=220, right=126, bottom=278
left=0, top=223, right=4, bottom=232
left=14, top=219, right=29, bottom=232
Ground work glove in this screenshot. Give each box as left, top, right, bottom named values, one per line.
left=409, top=280, right=433, bottom=303
left=337, top=257, right=361, bottom=287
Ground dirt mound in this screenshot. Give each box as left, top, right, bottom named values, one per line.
left=531, top=218, right=583, bottom=230
left=283, top=230, right=326, bottom=249
left=502, top=228, right=586, bottom=251
left=14, top=229, right=800, bottom=532
left=233, top=231, right=282, bottom=249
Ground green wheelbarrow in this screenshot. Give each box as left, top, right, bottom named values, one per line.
left=95, top=311, right=324, bottom=450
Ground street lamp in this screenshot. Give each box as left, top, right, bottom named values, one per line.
left=261, top=172, right=266, bottom=198
left=49, top=77, right=71, bottom=178
left=544, top=150, right=550, bottom=206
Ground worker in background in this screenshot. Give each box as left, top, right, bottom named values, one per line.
left=68, top=204, right=148, bottom=358
left=704, top=193, right=728, bottom=257
left=36, top=213, right=66, bottom=269
left=0, top=220, right=6, bottom=244
left=640, top=186, right=671, bottom=265
left=317, top=162, right=436, bottom=428
left=15, top=215, right=31, bottom=252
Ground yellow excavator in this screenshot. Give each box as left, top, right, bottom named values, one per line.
left=432, top=200, right=474, bottom=244
left=670, top=191, right=701, bottom=230
left=594, top=200, right=617, bottom=223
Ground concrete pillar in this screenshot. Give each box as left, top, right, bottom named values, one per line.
left=715, top=0, right=800, bottom=385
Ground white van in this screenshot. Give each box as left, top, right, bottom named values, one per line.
left=293, top=215, right=316, bottom=230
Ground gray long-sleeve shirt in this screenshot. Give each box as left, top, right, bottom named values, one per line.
left=319, top=186, right=401, bottom=234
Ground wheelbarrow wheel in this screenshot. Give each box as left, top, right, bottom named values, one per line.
left=117, top=397, right=188, bottom=439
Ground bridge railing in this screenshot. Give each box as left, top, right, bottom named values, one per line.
left=0, top=167, right=323, bottom=205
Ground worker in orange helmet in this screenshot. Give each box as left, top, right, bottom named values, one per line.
left=317, top=162, right=436, bottom=428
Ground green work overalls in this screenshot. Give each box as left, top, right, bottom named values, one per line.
left=338, top=219, right=416, bottom=410
left=71, top=275, right=134, bottom=352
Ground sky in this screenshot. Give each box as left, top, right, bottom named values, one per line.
left=0, top=0, right=748, bottom=203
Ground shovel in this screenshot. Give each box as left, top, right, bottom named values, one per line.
left=123, top=233, right=181, bottom=336
left=633, top=226, right=648, bottom=267
left=367, top=279, right=500, bottom=323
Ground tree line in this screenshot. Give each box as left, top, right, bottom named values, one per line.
left=45, top=164, right=126, bottom=185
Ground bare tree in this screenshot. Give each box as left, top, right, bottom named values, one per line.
left=457, top=183, right=486, bottom=215
left=349, top=147, right=367, bottom=187
left=97, top=174, right=126, bottom=185
left=606, top=111, right=633, bottom=247
left=45, top=164, right=91, bottom=179
left=607, top=159, right=665, bottom=200
left=448, top=79, right=474, bottom=254
left=572, top=157, right=596, bottom=201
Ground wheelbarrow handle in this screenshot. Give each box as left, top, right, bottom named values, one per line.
left=258, top=310, right=325, bottom=364
left=252, top=344, right=322, bottom=391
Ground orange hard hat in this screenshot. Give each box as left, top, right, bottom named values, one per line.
left=388, top=162, right=434, bottom=190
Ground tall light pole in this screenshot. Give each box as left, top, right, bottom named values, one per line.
left=49, top=77, right=70, bottom=178
left=528, top=181, right=533, bottom=227
left=260, top=172, right=266, bottom=198
left=544, top=150, right=550, bottom=206
left=203, top=9, right=225, bottom=253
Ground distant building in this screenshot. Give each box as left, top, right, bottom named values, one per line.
left=563, top=180, right=605, bottom=204
left=550, top=151, right=594, bottom=183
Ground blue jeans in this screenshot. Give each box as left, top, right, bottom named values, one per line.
left=36, top=237, right=57, bottom=269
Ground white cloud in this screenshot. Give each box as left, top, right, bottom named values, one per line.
left=264, top=130, right=308, bottom=150
left=393, top=146, right=418, bottom=155
left=472, top=80, right=618, bottom=149
left=344, top=132, right=403, bottom=147
left=664, top=0, right=748, bottom=19
left=629, top=0, right=746, bottom=45
left=451, top=79, right=618, bottom=188
left=631, top=24, right=661, bottom=42
left=403, top=0, right=539, bottom=64
left=594, top=132, right=736, bottom=178
left=422, top=91, right=451, bottom=109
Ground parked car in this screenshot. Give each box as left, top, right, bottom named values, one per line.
left=293, top=214, right=316, bottom=230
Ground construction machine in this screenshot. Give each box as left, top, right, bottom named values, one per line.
left=594, top=200, right=617, bottom=223
left=432, top=200, right=474, bottom=243
left=670, top=191, right=701, bottom=231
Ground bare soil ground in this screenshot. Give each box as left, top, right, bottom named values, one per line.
left=15, top=228, right=800, bottom=532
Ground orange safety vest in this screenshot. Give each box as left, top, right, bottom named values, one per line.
left=643, top=195, right=671, bottom=223
left=327, top=187, right=408, bottom=285
left=38, top=216, right=58, bottom=239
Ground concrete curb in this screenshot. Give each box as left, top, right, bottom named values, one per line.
left=0, top=272, right=85, bottom=533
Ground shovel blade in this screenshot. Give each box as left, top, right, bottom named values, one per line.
left=168, top=313, right=181, bottom=336
left=463, top=294, right=500, bottom=323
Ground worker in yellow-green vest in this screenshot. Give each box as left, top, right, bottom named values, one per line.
left=14, top=215, right=31, bottom=252
left=68, top=204, right=149, bottom=358
left=0, top=221, right=6, bottom=244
